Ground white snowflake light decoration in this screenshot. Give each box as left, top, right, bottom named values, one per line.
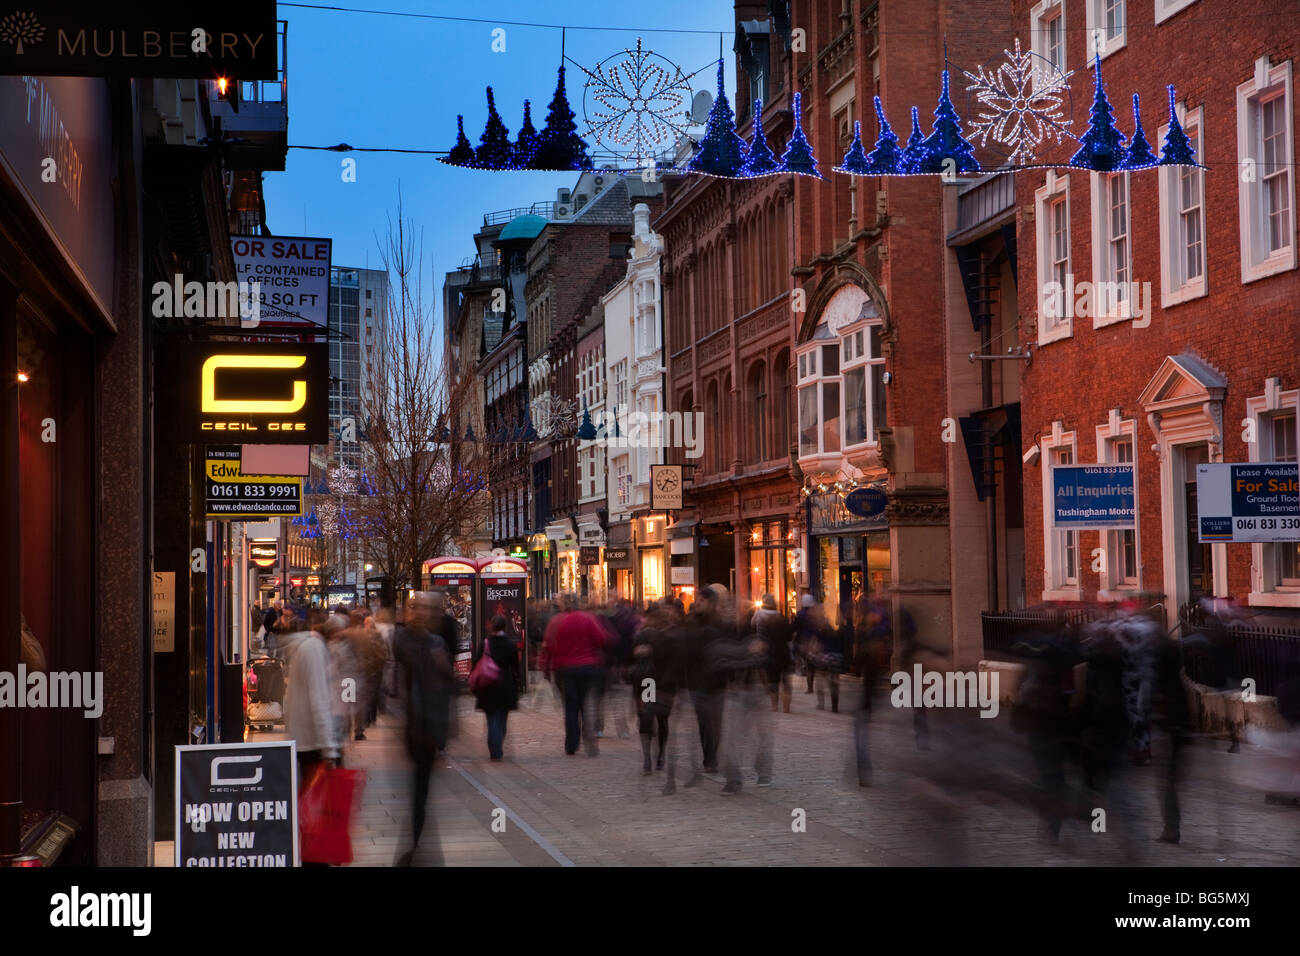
left=578, top=38, right=694, bottom=164
left=963, top=38, right=1074, bottom=165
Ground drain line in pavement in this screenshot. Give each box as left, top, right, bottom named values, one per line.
left=445, top=758, right=576, bottom=867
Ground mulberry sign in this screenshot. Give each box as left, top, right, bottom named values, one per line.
left=0, top=3, right=278, bottom=80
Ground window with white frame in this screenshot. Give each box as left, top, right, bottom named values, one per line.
left=1104, top=435, right=1139, bottom=588
left=1237, top=59, right=1296, bottom=283
left=1086, top=0, right=1126, bottom=59
left=1030, top=1, right=1066, bottom=84
left=1035, top=174, right=1073, bottom=343
left=1155, top=0, right=1198, bottom=23
left=797, top=342, right=840, bottom=458
left=1043, top=436, right=1081, bottom=595
left=1159, top=106, right=1206, bottom=305
left=1246, top=382, right=1300, bottom=599
left=615, top=456, right=631, bottom=507
left=1090, top=170, right=1132, bottom=323
left=612, top=359, right=628, bottom=413
left=841, top=323, right=887, bottom=446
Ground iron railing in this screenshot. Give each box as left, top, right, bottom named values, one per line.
left=1178, top=604, right=1300, bottom=698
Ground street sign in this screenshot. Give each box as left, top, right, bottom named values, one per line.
left=1051, top=464, right=1135, bottom=529
left=650, top=464, right=683, bottom=510
left=175, top=740, right=298, bottom=868
left=1196, top=462, right=1300, bottom=542
left=205, top=446, right=302, bottom=518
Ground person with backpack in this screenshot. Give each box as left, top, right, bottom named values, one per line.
left=471, top=615, right=521, bottom=761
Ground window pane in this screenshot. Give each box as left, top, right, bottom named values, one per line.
left=799, top=386, right=819, bottom=455
left=870, top=362, right=886, bottom=442
left=844, top=368, right=867, bottom=445
left=822, top=345, right=839, bottom=377
left=868, top=325, right=882, bottom=359
left=822, top=382, right=840, bottom=452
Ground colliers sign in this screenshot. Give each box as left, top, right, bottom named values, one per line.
left=0, top=2, right=278, bottom=79
left=161, top=342, right=329, bottom=444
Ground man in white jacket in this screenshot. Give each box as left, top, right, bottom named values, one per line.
left=280, top=622, right=342, bottom=779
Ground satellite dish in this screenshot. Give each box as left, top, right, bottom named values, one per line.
left=690, top=90, right=713, bottom=124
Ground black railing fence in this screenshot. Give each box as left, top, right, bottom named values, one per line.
left=981, top=599, right=1300, bottom=699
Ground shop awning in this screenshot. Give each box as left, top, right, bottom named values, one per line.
left=668, top=517, right=698, bottom=538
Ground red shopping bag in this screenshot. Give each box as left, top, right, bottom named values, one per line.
left=299, top=765, right=365, bottom=865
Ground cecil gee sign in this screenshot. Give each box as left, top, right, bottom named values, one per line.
left=1051, top=464, right=1135, bottom=529
left=1196, top=463, right=1300, bottom=543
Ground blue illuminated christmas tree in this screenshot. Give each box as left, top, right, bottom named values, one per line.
left=511, top=99, right=539, bottom=168
left=1159, top=86, right=1197, bottom=166
left=777, top=92, right=820, bottom=177
left=688, top=60, right=748, bottom=177
left=862, top=97, right=903, bottom=175
left=447, top=115, right=476, bottom=166
left=900, top=106, right=926, bottom=174
left=532, top=66, right=593, bottom=170
left=918, top=69, right=979, bottom=174
left=741, top=98, right=780, bottom=176
left=475, top=87, right=512, bottom=168
left=1069, top=54, right=1126, bottom=171
left=1122, top=94, right=1158, bottom=170
left=837, top=120, right=872, bottom=175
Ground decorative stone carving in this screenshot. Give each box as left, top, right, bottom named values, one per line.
left=885, top=489, right=950, bottom=526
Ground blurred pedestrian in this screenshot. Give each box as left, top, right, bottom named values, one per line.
left=473, top=615, right=520, bottom=761
left=759, top=596, right=793, bottom=713
left=684, top=585, right=728, bottom=777
left=392, top=592, right=456, bottom=865
left=721, top=598, right=776, bottom=793
left=280, top=615, right=342, bottom=784
left=540, top=593, right=611, bottom=756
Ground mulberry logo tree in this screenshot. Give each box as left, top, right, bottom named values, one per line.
left=0, top=11, right=44, bottom=54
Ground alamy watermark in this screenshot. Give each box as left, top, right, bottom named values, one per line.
left=151, top=273, right=261, bottom=327
left=589, top=404, right=703, bottom=458
left=890, top=664, right=999, bottom=718
left=0, top=665, right=103, bottom=718
left=1041, top=274, right=1152, bottom=328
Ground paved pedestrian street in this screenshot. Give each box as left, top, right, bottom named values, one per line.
left=191, top=677, right=1298, bottom=868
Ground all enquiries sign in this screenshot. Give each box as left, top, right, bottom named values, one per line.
left=1196, top=463, right=1300, bottom=543
left=1051, top=464, right=1135, bottom=529
left=175, top=740, right=298, bottom=867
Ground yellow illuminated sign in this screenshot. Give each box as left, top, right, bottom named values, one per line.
left=201, top=354, right=308, bottom=414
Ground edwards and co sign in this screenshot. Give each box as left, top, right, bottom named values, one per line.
left=0, top=2, right=278, bottom=79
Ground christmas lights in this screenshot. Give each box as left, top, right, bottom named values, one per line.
left=777, top=92, right=820, bottom=178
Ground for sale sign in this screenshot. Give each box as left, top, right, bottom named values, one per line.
left=1196, top=463, right=1300, bottom=543
left=231, top=235, right=331, bottom=330
left=175, top=741, right=298, bottom=867
left=206, top=445, right=302, bottom=518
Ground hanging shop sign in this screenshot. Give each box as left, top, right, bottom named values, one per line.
left=248, top=541, right=278, bottom=568
left=1051, top=464, right=1135, bottom=529
left=0, top=2, right=279, bottom=80
left=289, top=576, right=304, bottom=587
left=604, top=547, right=632, bottom=568
left=579, top=546, right=600, bottom=566
left=231, top=236, right=332, bottom=330
left=205, top=446, right=302, bottom=518
left=650, top=464, right=683, bottom=511
left=671, top=566, right=695, bottom=585
left=175, top=740, right=297, bottom=868
left=305, top=574, right=320, bottom=587
left=161, top=342, right=330, bottom=444
left=0, top=3, right=277, bottom=80
left=844, top=487, right=888, bottom=519
left=1196, top=463, right=1300, bottom=543
left=810, top=493, right=887, bottom=536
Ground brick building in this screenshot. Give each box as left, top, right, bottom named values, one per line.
left=1006, top=0, right=1300, bottom=626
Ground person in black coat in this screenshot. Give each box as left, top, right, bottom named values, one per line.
left=473, top=615, right=521, bottom=761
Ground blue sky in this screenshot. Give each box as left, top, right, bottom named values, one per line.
left=265, top=1, right=735, bottom=323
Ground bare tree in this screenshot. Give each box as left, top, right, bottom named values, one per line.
left=357, top=198, right=490, bottom=592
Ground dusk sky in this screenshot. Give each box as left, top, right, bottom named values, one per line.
left=264, top=0, right=735, bottom=325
